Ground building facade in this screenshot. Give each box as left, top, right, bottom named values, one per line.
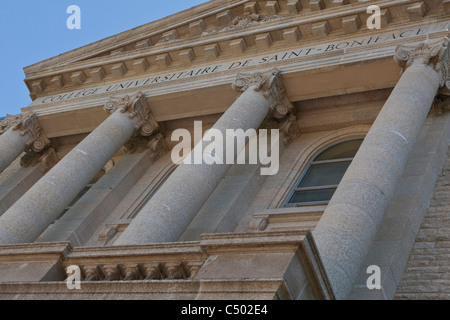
left=0, top=0, right=449, bottom=300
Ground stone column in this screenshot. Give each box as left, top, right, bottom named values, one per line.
left=115, top=68, right=292, bottom=245
left=0, top=113, right=49, bottom=173
left=0, top=92, right=158, bottom=244
left=312, top=37, right=449, bottom=299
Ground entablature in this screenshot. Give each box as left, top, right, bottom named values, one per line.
left=21, top=17, right=448, bottom=139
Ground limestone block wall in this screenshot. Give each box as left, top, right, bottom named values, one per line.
left=395, top=147, right=450, bottom=300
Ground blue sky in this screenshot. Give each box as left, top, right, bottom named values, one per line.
left=0, top=0, right=208, bottom=117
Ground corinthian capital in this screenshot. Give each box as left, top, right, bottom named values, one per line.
left=0, top=112, right=50, bottom=152
left=395, top=37, right=450, bottom=95
left=0, top=114, right=22, bottom=135
left=104, top=92, right=159, bottom=136
left=232, top=68, right=294, bottom=119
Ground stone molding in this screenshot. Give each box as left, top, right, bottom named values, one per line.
left=0, top=112, right=50, bottom=153
left=104, top=92, right=159, bottom=137
left=0, top=230, right=334, bottom=299
left=395, top=36, right=449, bottom=95
left=80, top=261, right=198, bottom=282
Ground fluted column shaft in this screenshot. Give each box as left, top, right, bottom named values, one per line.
left=115, top=68, right=291, bottom=245
left=0, top=93, right=156, bottom=244
left=0, top=113, right=49, bottom=173
left=313, top=38, right=449, bottom=299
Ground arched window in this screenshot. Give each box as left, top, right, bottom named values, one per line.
left=284, top=139, right=363, bottom=207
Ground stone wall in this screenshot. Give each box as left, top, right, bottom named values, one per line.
left=395, top=147, right=450, bottom=300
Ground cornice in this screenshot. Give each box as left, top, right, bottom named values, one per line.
left=23, top=0, right=449, bottom=99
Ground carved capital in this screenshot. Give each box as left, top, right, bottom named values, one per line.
left=104, top=92, right=159, bottom=136
left=432, top=95, right=450, bottom=115
left=0, top=113, right=50, bottom=152
left=395, top=37, right=450, bottom=95
left=232, top=68, right=293, bottom=120
left=260, top=112, right=300, bottom=146
left=123, top=133, right=168, bottom=161
left=21, top=148, right=59, bottom=173
left=0, top=115, right=21, bottom=135
left=279, top=114, right=301, bottom=145
left=39, top=148, right=59, bottom=173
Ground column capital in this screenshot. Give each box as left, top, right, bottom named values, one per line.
left=20, top=147, right=58, bottom=174
left=395, top=37, right=450, bottom=95
left=123, top=133, right=168, bottom=161
left=0, top=115, right=17, bottom=134
left=232, top=68, right=294, bottom=119
left=104, top=92, right=159, bottom=136
left=0, top=112, right=50, bottom=153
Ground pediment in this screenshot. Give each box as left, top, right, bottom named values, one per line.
left=23, top=0, right=450, bottom=100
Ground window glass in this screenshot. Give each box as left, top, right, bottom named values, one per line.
left=285, top=139, right=363, bottom=207
left=298, top=161, right=352, bottom=188
left=289, top=188, right=337, bottom=204
left=315, top=139, right=362, bottom=161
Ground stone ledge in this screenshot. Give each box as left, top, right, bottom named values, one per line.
left=0, top=242, right=72, bottom=262
left=0, top=279, right=288, bottom=300
left=0, top=230, right=335, bottom=299
left=247, top=206, right=325, bottom=232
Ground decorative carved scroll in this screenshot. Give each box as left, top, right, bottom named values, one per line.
left=104, top=92, right=159, bottom=137
left=20, top=148, right=59, bottom=173
left=0, top=113, right=50, bottom=152
left=72, top=262, right=198, bottom=282
left=232, top=68, right=294, bottom=120
left=123, top=133, right=168, bottom=160
left=395, top=37, right=449, bottom=95
left=233, top=68, right=299, bottom=145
